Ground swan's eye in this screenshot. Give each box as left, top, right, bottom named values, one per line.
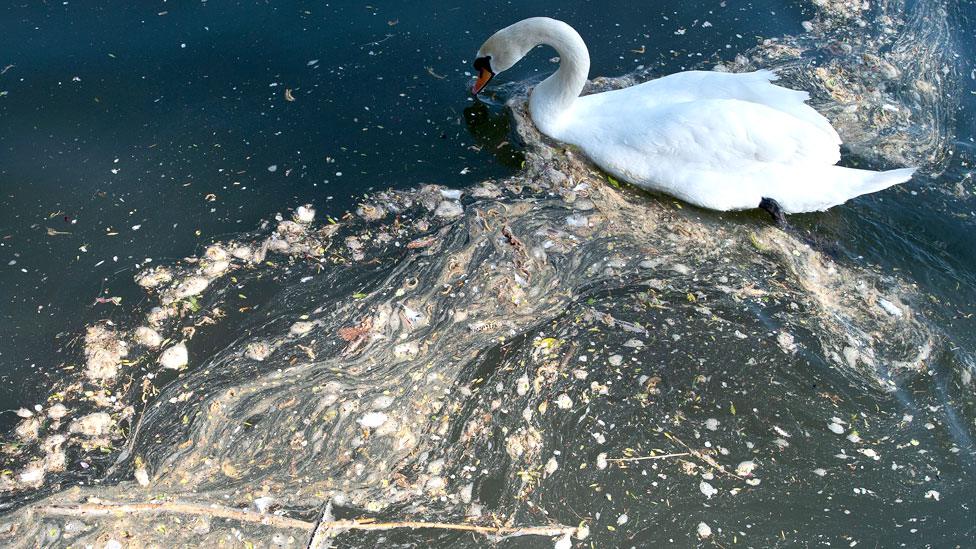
left=473, top=56, right=493, bottom=74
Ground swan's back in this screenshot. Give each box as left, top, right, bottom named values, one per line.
left=573, top=70, right=841, bottom=146
left=549, top=70, right=914, bottom=213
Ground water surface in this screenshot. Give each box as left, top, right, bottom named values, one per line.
left=1, top=0, right=975, bottom=546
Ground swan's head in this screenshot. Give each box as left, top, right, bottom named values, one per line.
left=471, top=55, right=495, bottom=95
left=471, top=19, right=544, bottom=94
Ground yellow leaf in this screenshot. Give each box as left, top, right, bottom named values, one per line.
left=221, top=461, right=241, bottom=479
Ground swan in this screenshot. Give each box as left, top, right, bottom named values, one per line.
left=471, top=17, right=916, bottom=220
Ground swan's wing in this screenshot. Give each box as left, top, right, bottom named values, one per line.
left=582, top=70, right=841, bottom=145
left=566, top=97, right=841, bottom=171
left=559, top=93, right=908, bottom=214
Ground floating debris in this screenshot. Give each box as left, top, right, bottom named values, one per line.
left=47, top=404, right=68, bottom=420
left=15, top=418, right=39, bottom=442
left=169, top=276, right=209, bottom=301
left=357, top=412, right=389, bottom=429
left=735, top=460, right=757, bottom=477
left=294, top=204, right=316, bottom=224
left=0, top=6, right=957, bottom=545
left=83, top=325, right=128, bottom=381
left=289, top=321, right=315, bottom=336
left=68, top=412, right=114, bottom=437
left=777, top=331, right=797, bottom=354
left=434, top=200, right=464, bottom=219
left=700, top=481, right=718, bottom=499
left=245, top=341, right=272, bottom=362
left=134, top=465, right=150, bottom=488
left=544, top=456, right=559, bottom=476
left=17, top=461, right=46, bottom=488
left=133, top=326, right=163, bottom=348
left=158, top=343, right=188, bottom=370
left=134, top=267, right=173, bottom=289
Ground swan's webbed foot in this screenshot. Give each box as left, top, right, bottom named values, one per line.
left=759, top=197, right=788, bottom=228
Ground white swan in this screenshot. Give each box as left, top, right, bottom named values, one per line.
left=471, top=17, right=916, bottom=217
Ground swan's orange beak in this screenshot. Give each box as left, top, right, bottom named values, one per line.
left=472, top=67, right=494, bottom=95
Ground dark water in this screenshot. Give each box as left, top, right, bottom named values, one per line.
left=0, top=0, right=814, bottom=414
left=1, top=0, right=975, bottom=547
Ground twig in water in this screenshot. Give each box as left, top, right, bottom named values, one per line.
left=38, top=501, right=312, bottom=530
left=361, top=34, right=395, bottom=47
left=308, top=517, right=576, bottom=546
left=665, top=432, right=742, bottom=479
left=607, top=452, right=690, bottom=463
left=37, top=501, right=576, bottom=544
left=426, top=66, right=447, bottom=79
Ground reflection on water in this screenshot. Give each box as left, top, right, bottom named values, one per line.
left=464, top=100, right=526, bottom=171
left=1, top=0, right=975, bottom=547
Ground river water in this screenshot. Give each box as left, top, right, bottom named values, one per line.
left=1, top=1, right=974, bottom=547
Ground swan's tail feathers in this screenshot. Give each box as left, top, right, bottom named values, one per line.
left=805, top=166, right=917, bottom=212
left=775, top=165, right=917, bottom=213
left=844, top=166, right=917, bottom=197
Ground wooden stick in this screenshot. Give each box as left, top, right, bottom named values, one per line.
left=664, top=432, right=742, bottom=479
left=37, top=502, right=313, bottom=531
left=312, top=519, right=574, bottom=537
left=37, top=501, right=575, bottom=540
left=607, top=452, right=690, bottom=462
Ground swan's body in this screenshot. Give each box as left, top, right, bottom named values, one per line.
left=473, top=18, right=915, bottom=214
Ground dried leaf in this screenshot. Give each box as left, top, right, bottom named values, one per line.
left=407, top=236, right=436, bottom=249
left=221, top=461, right=241, bottom=479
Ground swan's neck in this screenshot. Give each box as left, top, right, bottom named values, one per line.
left=526, top=21, right=590, bottom=137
